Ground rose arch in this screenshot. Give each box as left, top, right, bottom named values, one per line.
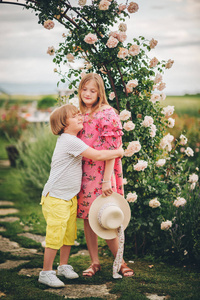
left=1, top=0, right=198, bottom=259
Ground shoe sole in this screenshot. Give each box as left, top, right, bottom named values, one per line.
left=57, top=271, right=79, bottom=279
left=38, top=279, right=65, bottom=288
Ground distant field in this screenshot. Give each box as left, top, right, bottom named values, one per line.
left=163, top=95, right=200, bottom=118
left=0, top=93, right=200, bottom=117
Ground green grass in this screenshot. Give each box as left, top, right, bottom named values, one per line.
left=163, top=95, right=200, bottom=117
left=0, top=162, right=200, bottom=299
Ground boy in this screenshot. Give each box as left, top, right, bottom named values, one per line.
left=38, top=104, right=124, bottom=287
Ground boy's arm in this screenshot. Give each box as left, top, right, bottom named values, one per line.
left=80, top=146, right=123, bottom=161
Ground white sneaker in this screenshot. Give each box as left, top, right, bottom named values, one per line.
left=38, top=270, right=65, bottom=288
left=57, top=264, right=79, bottom=279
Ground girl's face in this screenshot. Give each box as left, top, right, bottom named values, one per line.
left=81, top=80, right=98, bottom=108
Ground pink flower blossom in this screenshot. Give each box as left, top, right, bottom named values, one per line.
left=165, top=59, right=174, bottom=69
left=47, top=46, right=55, bottom=56
left=134, top=160, right=148, bottom=171
left=188, top=173, right=198, bottom=183
left=167, top=118, right=175, bottom=128
left=173, top=197, right=186, bottom=207
left=43, top=20, right=55, bottom=30
left=161, top=105, right=174, bottom=117
left=109, top=31, right=118, bottom=38
left=119, top=23, right=127, bottom=32
left=126, top=192, right=137, bottom=203
left=117, top=32, right=127, bottom=42
left=156, top=159, right=166, bottom=167
left=123, top=121, right=135, bottom=131
left=149, top=198, right=161, bottom=208
left=150, top=93, right=161, bottom=104
left=66, top=53, right=75, bottom=62
left=117, top=47, right=129, bottom=59
left=149, top=38, right=158, bottom=49
left=127, top=2, right=139, bottom=13
left=109, top=92, right=115, bottom=100
left=118, top=4, right=126, bottom=12
left=157, top=82, right=166, bottom=91
left=119, top=109, right=131, bottom=121
left=141, top=116, right=154, bottom=127
left=154, top=73, right=162, bottom=84
left=160, top=133, right=174, bottom=152
left=124, top=141, right=141, bottom=157
left=106, top=36, right=119, bottom=48
left=185, top=147, right=194, bottom=157
left=149, top=57, right=159, bottom=68
left=179, top=134, right=187, bottom=145
left=79, top=0, right=87, bottom=6
left=84, top=33, right=98, bottom=44
left=160, top=93, right=166, bottom=101
left=150, top=124, right=157, bottom=138
left=161, top=220, right=172, bottom=230
left=129, top=44, right=140, bottom=56
left=126, top=79, right=138, bottom=89
left=99, top=0, right=111, bottom=10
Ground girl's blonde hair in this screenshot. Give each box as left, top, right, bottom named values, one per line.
left=50, top=104, right=79, bottom=135
left=78, top=73, right=109, bottom=114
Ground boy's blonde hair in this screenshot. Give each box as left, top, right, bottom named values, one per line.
left=78, top=73, right=109, bottom=114
left=50, top=104, right=79, bottom=135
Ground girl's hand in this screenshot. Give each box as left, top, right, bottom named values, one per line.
left=102, top=181, right=113, bottom=197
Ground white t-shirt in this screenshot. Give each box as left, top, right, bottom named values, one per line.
left=42, top=133, right=89, bottom=201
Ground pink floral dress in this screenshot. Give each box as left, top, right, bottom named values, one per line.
left=77, top=107, right=124, bottom=219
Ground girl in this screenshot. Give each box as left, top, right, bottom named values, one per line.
left=77, top=73, right=134, bottom=277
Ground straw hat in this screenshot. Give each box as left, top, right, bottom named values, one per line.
left=88, top=192, right=131, bottom=239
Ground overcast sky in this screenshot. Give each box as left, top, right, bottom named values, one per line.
left=0, top=0, right=200, bottom=95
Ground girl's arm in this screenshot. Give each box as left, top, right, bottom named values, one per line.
left=102, top=159, right=115, bottom=197
left=80, top=146, right=123, bottom=161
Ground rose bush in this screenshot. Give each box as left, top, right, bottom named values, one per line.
left=9, top=0, right=199, bottom=263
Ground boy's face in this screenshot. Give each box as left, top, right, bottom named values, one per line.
left=64, top=112, right=83, bottom=136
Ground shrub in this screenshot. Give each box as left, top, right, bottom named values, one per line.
left=37, top=95, right=56, bottom=110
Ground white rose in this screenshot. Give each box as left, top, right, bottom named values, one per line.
left=167, top=118, right=175, bottom=128
left=126, top=192, right=137, bottom=203
left=157, top=82, right=166, bottom=91
left=150, top=124, right=157, bottom=138
left=161, top=220, right=172, bottom=230
left=150, top=93, right=160, bottom=104
left=179, top=134, right=187, bottom=145
left=127, top=79, right=138, bottom=88
left=185, top=147, right=194, bottom=157
left=154, top=73, right=162, bottom=84
left=109, top=92, right=115, bottom=100
left=188, top=173, right=198, bottom=183
left=123, top=178, right=128, bottom=185
left=160, top=93, right=166, bottom=101
left=190, top=183, right=196, bottom=190
left=134, top=160, right=148, bottom=171
left=124, top=141, right=141, bottom=156
left=123, top=121, right=135, bottom=131
left=161, top=106, right=175, bottom=117
left=173, top=197, right=187, bottom=207
left=149, top=198, right=161, bottom=208
left=156, top=159, right=166, bottom=167
left=142, top=116, right=154, bottom=127
left=119, top=109, right=131, bottom=121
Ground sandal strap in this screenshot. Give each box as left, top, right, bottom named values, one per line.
left=83, top=264, right=101, bottom=276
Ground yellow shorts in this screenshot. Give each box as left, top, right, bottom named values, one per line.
left=40, top=194, right=77, bottom=250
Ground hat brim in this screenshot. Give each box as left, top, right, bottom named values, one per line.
left=88, top=192, right=131, bottom=240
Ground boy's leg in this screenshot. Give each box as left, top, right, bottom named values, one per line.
left=60, top=245, right=71, bottom=265
left=43, top=247, right=57, bottom=271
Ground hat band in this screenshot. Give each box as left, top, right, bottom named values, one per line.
left=97, top=202, right=118, bottom=228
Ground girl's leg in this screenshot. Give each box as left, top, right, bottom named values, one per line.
left=43, top=247, right=57, bottom=271
left=59, top=245, right=71, bottom=266
left=84, top=219, right=99, bottom=265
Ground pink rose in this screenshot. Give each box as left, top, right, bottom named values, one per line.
left=127, top=2, right=139, bottom=13
left=157, top=82, right=166, bottom=91
left=99, top=0, right=111, bottom=10
left=160, top=93, right=166, bottom=101
left=128, top=45, right=140, bottom=56
left=106, top=36, right=119, bottom=48
left=43, top=20, right=55, bottom=30
left=154, top=73, right=162, bottom=84
left=117, top=32, right=127, bottom=42
left=156, top=159, right=166, bottom=167
left=149, top=57, right=159, bottom=68
left=124, top=141, right=141, bottom=156
left=118, top=23, right=127, bottom=32
left=66, top=53, right=75, bottom=62
left=161, top=105, right=174, bottom=117
left=118, top=4, right=126, bottom=12
left=150, top=124, right=157, bottom=138
left=161, top=220, right=172, bottom=230
left=150, top=93, right=161, bottom=104
left=165, top=59, right=174, bottom=69
left=84, top=33, right=98, bottom=44
left=117, top=47, right=129, bottom=59
left=173, top=197, right=186, bottom=207
left=109, top=31, right=119, bottom=39
left=47, top=46, right=55, bottom=56
left=179, top=134, right=187, bottom=145
left=119, top=109, right=131, bottom=121
left=149, top=38, right=158, bottom=49
left=123, top=121, right=135, bottom=131
left=141, top=116, right=154, bottom=127
left=126, top=79, right=138, bottom=88
left=109, top=92, right=115, bottom=100
left=126, top=192, right=137, bottom=203
left=167, top=118, right=175, bottom=128
left=134, top=160, right=148, bottom=171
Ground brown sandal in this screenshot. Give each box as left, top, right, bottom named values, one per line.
left=82, top=263, right=101, bottom=277
left=120, top=262, right=135, bottom=277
